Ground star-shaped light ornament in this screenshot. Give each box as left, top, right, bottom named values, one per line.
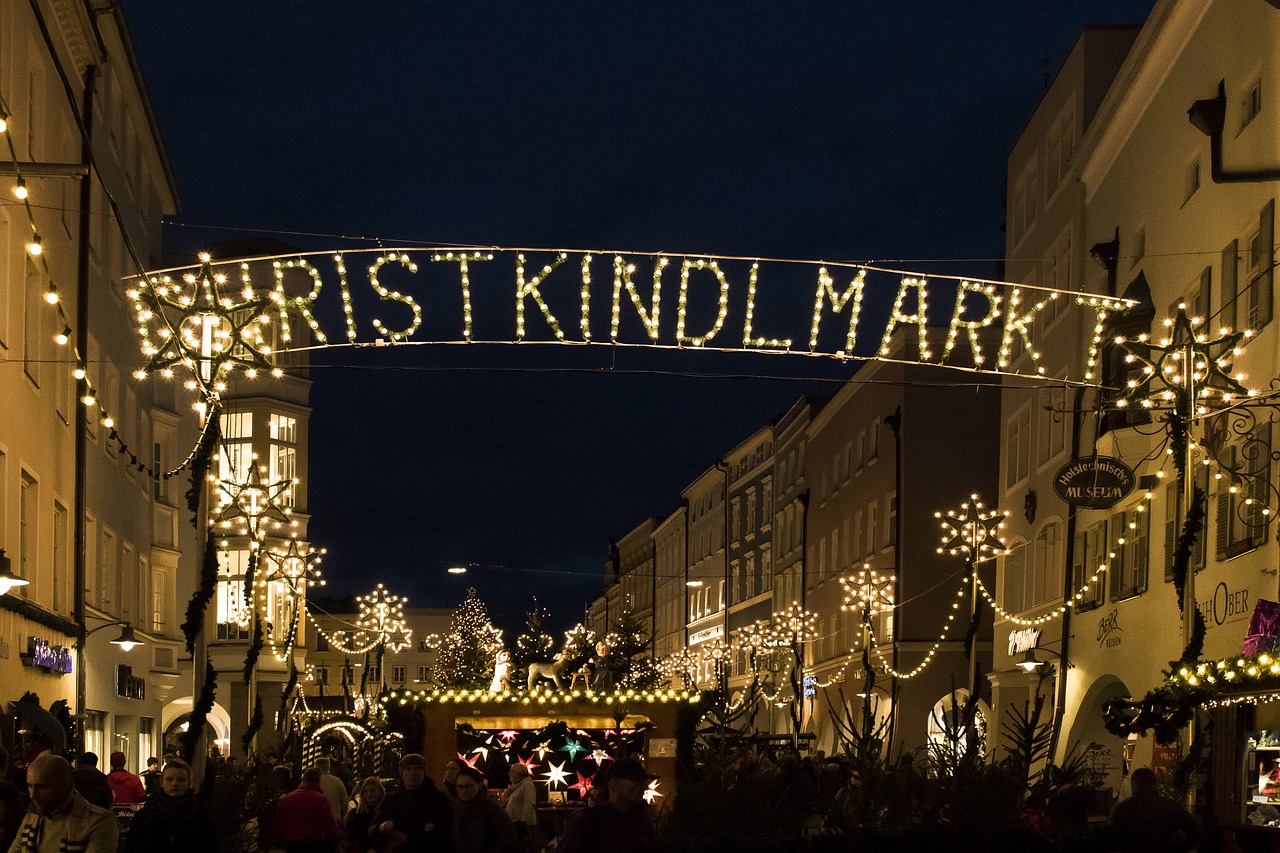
left=841, top=566, right=896, bottom=617
left=643, top=780, right=662, bottom=804
left=1113, top=305, right=1255, bottom=414
left=212, top=461, right=294, bottom=543
left=569, top=773, right=594, bottom=797
left=262, top=536, right=326, bottom=594
left=544, top=762, right=571, bottom=787
left=457, top=752, right=481, bottom=770
left=497, top=730, right=520, bottom=744
left=561, top=738, right=586, bottom=760
left=935, top=495, right=1008, bottom=561
left=533, top=742, right=554, bottom=760
left=128, top=253, right=283, bottom=392
left=588, top=749, right=613, bottom=767
left=355, top=584, right=412, bottom=652
left=518, top=755, right=538, bottom=771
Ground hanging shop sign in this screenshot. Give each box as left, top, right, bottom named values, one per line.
left=129, top=249, right=1136, bottom=387
left=1007, top=627, right=1041, bottom=656
left=115, top=664, right=145, bottom=700
left=1053, top=456, right=1136, bottom=509
left=24, top=637, right=72, bottom=674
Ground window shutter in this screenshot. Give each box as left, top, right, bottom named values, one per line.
left=1260, top=200, right=1275, bottom=328
left=1164, top=483, right=1177, bottom=582
left=1216, top=487, right=1231, bottom=558
left=1254, top=423, right=1272, bottom=546
left=1222, top=239, right=1239, bottom=332
left=1072, top=528, right=1086, bottom=595
left=1199, top=265, right=1213, bottom=320
left=1108, top=514, right=1124, bottom=600
left=1134, top=510, right=1149, bottom=594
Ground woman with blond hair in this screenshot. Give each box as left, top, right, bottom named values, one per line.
left=341, top=776, right=385, bottom=853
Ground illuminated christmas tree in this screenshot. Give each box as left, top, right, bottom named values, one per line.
left=432, top=588, right=504, bottom=689
left=513, top=600, right=555, bottom=670
left=599, top=609, right=659, bottom=690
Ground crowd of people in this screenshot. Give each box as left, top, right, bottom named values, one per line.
left=0, top=742, right=1206, bottom=853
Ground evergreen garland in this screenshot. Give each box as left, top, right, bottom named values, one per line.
left=244, top=617, right=263, bottom=682
left=278, top=664, right=299, bottom=732
left=184, top=410, right=220, bottom=528
left=241, top=695, right=263, bottom=755
left=182, top=533, right=219, bottom=655
left=1173, top=487, right=1207, bottom=666
left=182, top=661, right=218, bottom=763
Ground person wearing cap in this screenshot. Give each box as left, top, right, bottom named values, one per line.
left=452, top=766, right=516, bottom=853
left=70, top=753, right=113, bottom=811
left=105, top=752, right=146, bottom=806
left=556, top=758, right=655, bottom=853
left=371, top=753, right=453, bottom=852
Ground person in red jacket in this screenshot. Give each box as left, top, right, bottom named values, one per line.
left=273, top=765, right=341, bottom=853
left=106, top=751, right=146, bottom=805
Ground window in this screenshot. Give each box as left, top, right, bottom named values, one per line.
left=855, top=432, right=865, bottom=470
left=853, top=510, right=864, bottom=559
left=1165, top=476, right=1208, bottom=581
left=731, top=499, right=741, bottom=542
left=216, top=550, right=251, bottom=640
left=1002, top=541, right=1028, bottom=614
left=53, top=503, right=68, bottom=610
left=269, top=414, right=298, bottom=507
left=1243, top=77, right=1263, bottom=129
left=868, top=421, right=880, bottom=462
left=1071, top=519, right=1107, bottom=612
left=1245, top=201, right=1274, bottom=332
left=218, top=410, right=253, bottom=484
left=1006, top=404, right=1032, bottom=488
left=392, top=665, right=406, bottom=683
left=23, top=257, right=41, bottom=386
left=1047, top=105, right=1075, bottom=193
left=417, top=665, right=431, bottom=682
left=314, top=666, right=329, bottom=686
left=1108, top=506, right=1150, bottom=601
left=1038, top=381, right=1068, bottom=468
left=1132, top=227, right=1146, bottom=267
left=100, top=527, right=117, bottom=608
left=1217, top=427, right=1271, bottom=559
left=887, top=493, right=898, bottom=547
left=366, top=664, right=380, bottom=684
left=19, top=472, right=36, bottom=595
left=1040, top=231, right=1071, bottom=328
left=418, top=638, right=432, bottom=652
left=1185, top=157, right=1201, bottom=203
left=1031, top=523, right=1062, bottom=608
left=867, top=502, right=880, bottom=554
left=152, top=566, right=167, bottom=632
left=315, top=633, right=329, bottom=652
left=746, top=488, right=757, bottom=534
left=1222, top=239, right=1239, bottom=335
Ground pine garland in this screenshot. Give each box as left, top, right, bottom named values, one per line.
left=241, top=695, right=263, bottom=755
left=183, top=410, right=220, bottom=528
left=1174, top=487, right=1207, bottom=665
left=182, top=661, right=218, bottom=763
left=244, top=617, right=263, bottom=682
left=182, top=533, right=219, bottom=655
left=278, top=664, right=299, bottom=732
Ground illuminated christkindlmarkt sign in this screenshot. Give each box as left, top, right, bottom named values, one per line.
left=126, top=247, right=1136, bottom=388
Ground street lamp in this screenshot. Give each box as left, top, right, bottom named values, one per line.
left=1015, top=647, right=1068, bottom=672
left=0, top=550, right=30, bottom=595
left=77, top=618, right=145, bottom=652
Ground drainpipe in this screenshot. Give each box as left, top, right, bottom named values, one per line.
left=885, top=407, right=903, bottom=756
left=73, top=64, right=96, bottom=755
left=1049, top=384, right=1086, bottom=763
left=1189, top=82, right=1280, bottom=184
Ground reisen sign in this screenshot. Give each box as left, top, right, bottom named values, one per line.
left=1053, top=456, right=1136, bottom=509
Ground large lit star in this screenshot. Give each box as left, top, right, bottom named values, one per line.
left=643, top=780, right=663, bottom=803
left=1114, top=305, right=1254, bottom=413
left=457, top=752, right=481, bottom=770
left=569, top=772, right=594, bottom=797
left=212, top=462, right=293, bottom=542
left=588, top=750, right=613, bottom=767
left=130, top=255, right=280, bottom=389
left=935, top=495, right=1007, bottom=560
left=544, top=762, right=570, bottom=787
left=262, top=536, right=325, bottom=594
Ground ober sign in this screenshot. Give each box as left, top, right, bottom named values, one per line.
left=1053, top=456, right=1136, bottom=509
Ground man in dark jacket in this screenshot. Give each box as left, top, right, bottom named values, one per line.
left=372, top=753, right=454, bottom=852
left=557, top=758, right=655, bottom=853
left=71, top=752, right=114, bottom=810
left=1109, top=767, right=1203, bottom=852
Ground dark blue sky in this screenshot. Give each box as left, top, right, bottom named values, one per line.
left=121, top=1, right=1154, bottom=635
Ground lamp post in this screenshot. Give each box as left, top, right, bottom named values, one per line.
left=75, top=616, right=145, bottom=754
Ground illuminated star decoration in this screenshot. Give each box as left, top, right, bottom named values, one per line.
left=457, top=753, right=481, bottom=770
left=129, top=253, right=281, bottom=392
left=935, top=495, right=1008, bottom=561
left=1113, top=305, right=1255, bottom=414
left=498, top=730, right=520, bottom=743
left=840, top=566, right=896, bottom=617
left=518, top=755, right=538, bottom=771
left=569, top=773, right=594, bottom=797
left=471, top=744, right=491, bottom=762
left=643, top=780, right=662, bottom=803
left=588, top=750, right=613, bottom=767
left=355, top=584, right=413, bottom=652
left=212, top=461, right=294, bottom=544
left=561, top=737, right=586, bottom=760
left=533, top=741, right=554, bottom=760
left=544, top=762, right=570, bottom=787
left=262, top=536, right=326, bottom=594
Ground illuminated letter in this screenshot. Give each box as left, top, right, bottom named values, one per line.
left=273, top=258, right=328, bottom=345
left=676, top=259, right=730, bottom=346
left=997, top=288, right=1054, bottom=375
left=611, top=255, right=665, bottom=342
left=1078, top=296, right=1116, bottom=381
left=516, top=252, right=568, bottom=341
left=334, top=254, right=358, bottom=342
left=742, top=262, right=792, bottom=350
left=581, top=255, right=593, bottom=341
left=809, top=267, right=865, bottom=354
left=431, top=251, right=492, bottom=341
left=368, top=253, right=422, bottom=342
left=941, top=281, right=1001, bottom=366
left=879, top=277, right=930, bottom=360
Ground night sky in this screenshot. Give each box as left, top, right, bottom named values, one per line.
left=121, top=1, right=1154, bottom=636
